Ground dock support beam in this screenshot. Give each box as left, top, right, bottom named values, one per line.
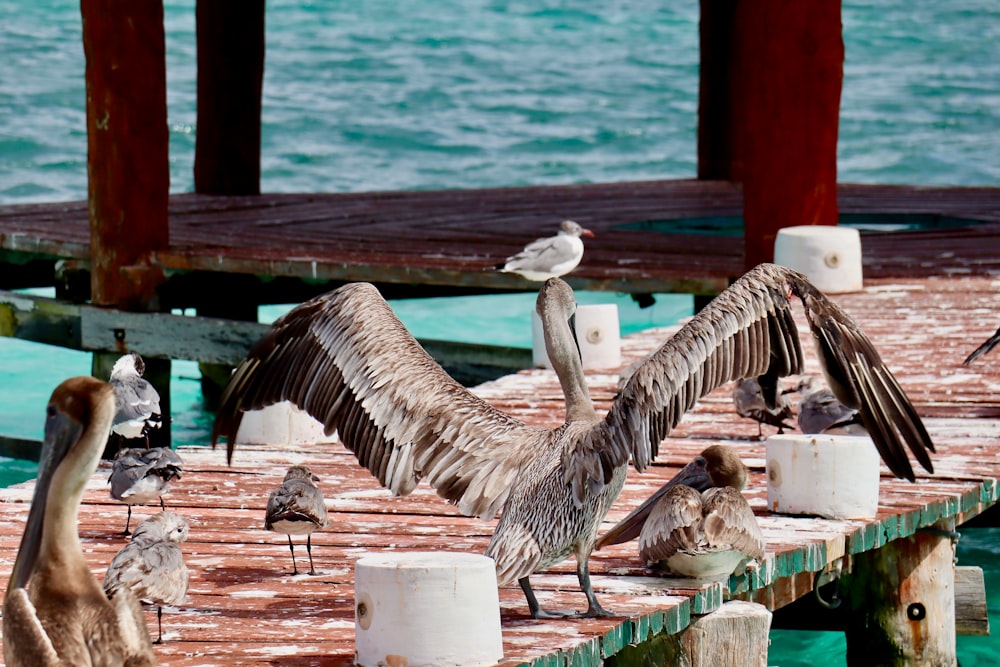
left=681, top=601, right=772, bottom=667
left=698, top=0, right=843, bottom=271
left=842, top=520, right=958, bottom=666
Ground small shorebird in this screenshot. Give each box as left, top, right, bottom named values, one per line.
left=109, top=446, right=184, bottom=535
left=964, top=324, right=1000, bottom=365
left=214, top=263, right=934, bottom=618
left=795, top=376, right=866, bottom=436
left=596, top=445, right=765, bottom=577
left=3, top=377, right=155, bottom=666
left=265, top=465, right=329, bottom=575
left=104, top=511, right=190, bottom=644
left=732, top=377, right=794, bottom=438
left=109, top=352, right=163, bottom=445
left=497, top=219, right=594, bottom=281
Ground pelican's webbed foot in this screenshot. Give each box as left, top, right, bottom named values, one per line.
left=519, top=577, right=577, bottom=619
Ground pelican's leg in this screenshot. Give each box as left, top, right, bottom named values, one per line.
left=306, top=534, right=318, bottom=575
left=576, top=556, right=613, bottom=618
left=518, top=576, right=576, bottom=619
left=287, top=535, right=299, bottom=575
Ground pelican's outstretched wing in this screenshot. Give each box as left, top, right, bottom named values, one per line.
left=569, top=263, right=933, bottom=501
left=213, top=283, right=544, bottom=520
left=964, top=325, right=1000, bottom=365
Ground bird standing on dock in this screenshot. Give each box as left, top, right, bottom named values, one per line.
left=212, top=263, right=934, bottom=619
left=104, top=511, right=190, bottom=644
left=3, top=377, right=155, bottom=666
left=795, top=375, right=866, bottom=436
left=265, top=465, right=329, bottom=575
left=109, top=352, right=163, bottom=446
left=497, top=219, right=594, bottom=281
left=732, top=377, right=795, bottom=439
left=963, top=324, right=1000, bottom=365
left=596, top=445, right=765, bottom=578
left=109, top=446, right=184, bottom=535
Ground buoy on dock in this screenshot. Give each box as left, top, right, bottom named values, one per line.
left=533, top=303, right=621, bottom=369
left=765, top=434, right=880, bottom=519
left=354, top=552, right=503, bottom=667
left=773, top=225, right=863, bottom=293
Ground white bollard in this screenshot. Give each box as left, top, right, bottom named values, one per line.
left=354, top=552, right=503, bottom=667
left=532, top=303, right=621, bottom=370
left=235, top=401, right=337, bottom=446
left=766, top=434, right=881, bottom=519
left=773, top=225, right=863, bottom=293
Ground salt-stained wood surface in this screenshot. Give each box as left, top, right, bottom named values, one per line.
left=0, top=274, right=997, bottom=665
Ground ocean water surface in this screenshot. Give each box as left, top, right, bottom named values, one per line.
left=0, top=0, right=998, bottom=663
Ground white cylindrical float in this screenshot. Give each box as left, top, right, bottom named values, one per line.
left=354, top=552, right=503, bottom=667
left=235, top=401, right=337, bottom=446
left=773, top=225, right=863, bottom=293
left=766, top=434, right=881, bottom=519
left=532, top=303, right=621, bottom=370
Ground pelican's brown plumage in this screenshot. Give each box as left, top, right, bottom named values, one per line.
left=212, top=263, right=934, bottom=618
left=3, top=376, right=156, bottom=666
left=595, top=445, right=765, bottom=577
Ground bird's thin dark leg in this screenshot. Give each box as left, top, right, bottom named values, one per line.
left=518, top=576, right=575, bottom=619
left=159, top=496, right=166, bottom=510
left=287, top=535, right=299, bottom=575
left=576, top=556, right=613, bottom=618
left=306, top=534, right=317, bottom=575
left=122, top=505, right=133, bottom=536
left=154, top=605, right=164, bottom=644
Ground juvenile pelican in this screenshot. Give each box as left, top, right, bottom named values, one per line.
left=109, top=446, right=184, bottom=535
left=109, top=352, right=163, bottom=445
left=964, top=325, right=1000, bottom=365
left=497, top=220, right=594, bottom=281
left=3, top=376, right=155, bottom=666
left=595, top=445, right=765, bottom=578
left=732, top=377, right=795, bottom=438
left=104, top=511, right=190, bottom=644
left=265, top=465, right=329, bottom=575
left=213, top=263, right=934, bottom=618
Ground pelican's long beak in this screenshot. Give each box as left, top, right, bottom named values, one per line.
left=8, top=405, right=83, bottom=592
left=595, top=459, right=713, bottom=550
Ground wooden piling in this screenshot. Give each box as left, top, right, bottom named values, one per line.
left=842, top=520, right=958, bottom=667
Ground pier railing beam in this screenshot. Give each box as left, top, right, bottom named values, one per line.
left=842, top=520, right=958, bottom=666
left=698, top=0, right=843, bottom=271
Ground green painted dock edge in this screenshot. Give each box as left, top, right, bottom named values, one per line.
left=517, top=478, right=997, bottom=666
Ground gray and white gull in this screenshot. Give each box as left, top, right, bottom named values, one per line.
left=265, top=465, right=330, bottom=575
left=109, top=352, right=163, bottom=444
left=109, top=446, right=184, bottom=535
left=497, top=219, right=594, bottom=281
left=212, top=262, right=934, bottom=619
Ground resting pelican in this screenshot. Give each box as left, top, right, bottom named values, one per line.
left=595, top=445, right=765, bottom=578
left=104, top=511, right=190, bottom=644
left=964, top=325, right=1000, bottom=366
left=732, top=377, right=794, bottom=438
left=109, top=353, right=163, bottom=445
left=3, top=376, right=155, bottom=666
left=497, top=220, right=594, bottom=281
left=213, top=263, right=934, bottom=618
left=265, top=465, right=330, bottom=575
left=109, top=446, right=184, bottom=535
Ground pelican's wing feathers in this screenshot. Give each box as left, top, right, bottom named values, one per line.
left=701, top=487, right=765, bottom=560
left=569, top=263, right=933, bottom=502
left=213, top=282, right=545, bottom=520
left=638, top=485, right=703, bottom=563
left=964, top=324, right=1000, bottom=365
left=2, top=588, right=62, bottom=666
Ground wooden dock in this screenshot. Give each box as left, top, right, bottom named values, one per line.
left=0, top=268, right=996, bottom=664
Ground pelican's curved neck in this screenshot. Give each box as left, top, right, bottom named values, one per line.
left=541, top=306, right=597, bottom=424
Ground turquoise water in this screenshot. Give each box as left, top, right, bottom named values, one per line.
left=1, top=0, right=998, bottom=662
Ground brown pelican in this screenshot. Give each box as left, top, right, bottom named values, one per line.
left=795, top=375, right=866, bottom=435
left=212, top=263, right=934, bottom=618
left=109, top=446, right=184, bottom=535
left=497, top=220, right=595, bottom=280
left=732, top=377, right=795, bottom=438
left=3, top=376, right=156, bottom=666
left=265, top=465, right=330, bottom=575
left=104, top=511, right=190, bottom=644
left=596, top=445, right=764, bottom=577
left=109, top=353, right=163, bottom=445
left=964, top=325, right=1000, bottom=365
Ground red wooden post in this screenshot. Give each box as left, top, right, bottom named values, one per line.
left=194, top=0, right=265, bottom=195
left=81, top=0, right=170, bottom=310
left=699, top=0, right=844, bottom=272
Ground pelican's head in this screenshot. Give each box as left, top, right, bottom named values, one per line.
left=666, top=445, right=749, bottom=493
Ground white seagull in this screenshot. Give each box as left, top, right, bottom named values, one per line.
left=265, top=465, right=330, bottom=575
left=497, top=220, right=595, bottom=281
left=109, top=353, right=163, bottom=445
